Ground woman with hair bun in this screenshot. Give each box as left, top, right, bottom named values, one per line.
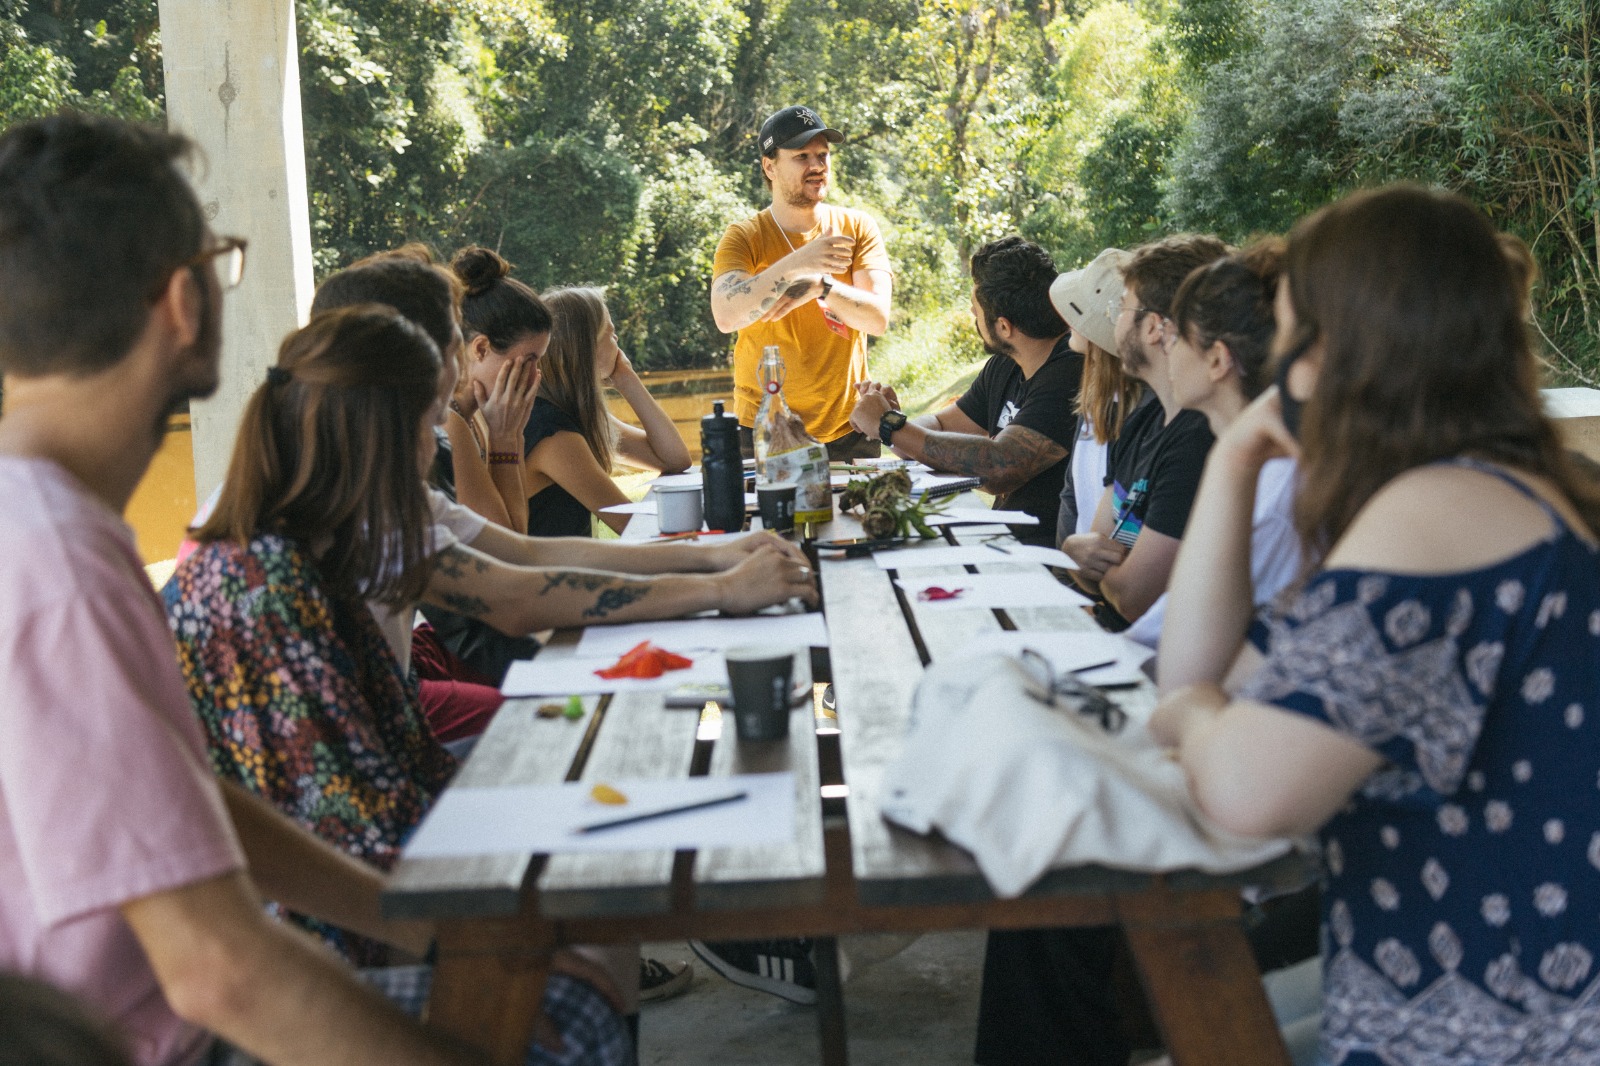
left=527, top=286, right=692, bottom=537
left=442, top=246, right=545, bottom=534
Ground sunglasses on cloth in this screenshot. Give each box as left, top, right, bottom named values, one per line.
left=1017, top=648, right=1128, bottom=735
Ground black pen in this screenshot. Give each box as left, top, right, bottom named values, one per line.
left=572, top=790, right=749, bottom=835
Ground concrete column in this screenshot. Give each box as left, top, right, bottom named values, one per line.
left=158, top=0, right=313, bottom=499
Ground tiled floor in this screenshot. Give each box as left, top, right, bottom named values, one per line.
left=638, top=931, right=987, bottom=1065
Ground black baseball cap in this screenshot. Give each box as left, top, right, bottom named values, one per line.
left=758, top=106, right=844, bottom=156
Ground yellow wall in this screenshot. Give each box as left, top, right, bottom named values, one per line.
left=127, top=417, right=198, bottom=565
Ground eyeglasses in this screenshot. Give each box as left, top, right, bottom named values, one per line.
left=1016, top=648, right=1128, bottom=735
left=183, top=236, right=248, bottom=291
left=1107, top=296, right=1152, bottom=321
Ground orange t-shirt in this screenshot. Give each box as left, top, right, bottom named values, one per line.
left=713, top=205, right=892, bottom=442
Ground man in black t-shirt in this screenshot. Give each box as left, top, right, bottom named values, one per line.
left=1063, top=234, right=1227, bottom=630
left=849, top=236, right=1080, bottom=545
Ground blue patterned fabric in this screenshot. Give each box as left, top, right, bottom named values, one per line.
left=1241, top=465, right=1600, bottom=1065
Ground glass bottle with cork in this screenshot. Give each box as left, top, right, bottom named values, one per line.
left=752, top=345, right=832, bottom=525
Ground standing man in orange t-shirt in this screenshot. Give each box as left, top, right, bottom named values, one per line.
left=711, top=105, right=894, bottom=460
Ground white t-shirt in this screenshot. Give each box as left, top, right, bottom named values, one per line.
left=1122, top=457, right=1301, bottom=648
left=370, top=488, right=489, bottom=668
left=1072, top=422, right=1108, bottom=538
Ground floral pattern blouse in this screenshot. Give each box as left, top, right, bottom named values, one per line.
left=1241, top=463, right=1600, bottom=1065
left=164, top=533, right=456, bottom=965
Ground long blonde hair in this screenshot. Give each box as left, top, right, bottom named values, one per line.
left=539, top=286, right=616, bottom=471
left=1076, top=339, right=1144, bottom=445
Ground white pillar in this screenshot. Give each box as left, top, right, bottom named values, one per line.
left=158, top=0, right=313, bottom=499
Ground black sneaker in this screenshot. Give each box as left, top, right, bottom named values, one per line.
left=689, top=938, right=817, bottom=1005
left=638, top=956, right=694, bottom=1003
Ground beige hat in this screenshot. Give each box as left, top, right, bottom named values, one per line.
left=1049, top=248, right=1127, bottom=354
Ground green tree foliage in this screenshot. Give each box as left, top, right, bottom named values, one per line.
left=3, top=0, right=1595, bottom=379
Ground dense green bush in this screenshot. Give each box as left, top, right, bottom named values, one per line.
left=2, top=0, right=1594, bottom=383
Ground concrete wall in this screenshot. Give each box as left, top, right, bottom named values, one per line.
left=158, top=0, right=314, bottom=499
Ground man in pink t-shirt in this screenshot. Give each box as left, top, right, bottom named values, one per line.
left=0, top=114, right=494, bottom=1066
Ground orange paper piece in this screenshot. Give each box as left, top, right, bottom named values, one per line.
left=594, top=640, right=695, bottom=680
left=590, top=783, right=629, bottom=805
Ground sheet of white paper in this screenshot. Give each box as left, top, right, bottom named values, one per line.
left=650, top=471, right=702, bottom=489
left=647, top=530, right=757, bottom=546
left=925, top=507, right=1040, bottom=527
left=576, top=613, right=829, bottom=657
left=871, top=543, right=1079, bottom=570
left=402, top=773, right=796, bottom=857
left=963, top=630, right=1151, bottom=689
left=948, top=524, right=1015, bottom=538
left=600, top=500, right=657, bottom=515
left=898, top=573, right=1092, bottom=610
left=501, top=652, right=729, bottom=696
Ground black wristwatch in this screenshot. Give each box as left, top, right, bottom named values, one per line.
left=878, top=409, right=908, bottom=446
left=819, top=275, right=834, bottom=300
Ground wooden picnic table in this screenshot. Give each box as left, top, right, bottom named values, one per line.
left=382, top=495, right=1306, bottom=1065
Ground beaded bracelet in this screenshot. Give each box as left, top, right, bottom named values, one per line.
left=489, top=451, right=522, bottom=466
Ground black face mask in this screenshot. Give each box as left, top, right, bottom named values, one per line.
left=1274, top=337, right=1314, bottom=439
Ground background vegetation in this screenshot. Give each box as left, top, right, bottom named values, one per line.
left=3, top=0, right=1596, bottom=385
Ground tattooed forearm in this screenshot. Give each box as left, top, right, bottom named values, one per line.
left=431, top=545, right=488, bottom=580
left=539, top=571, right=615, bottom=595
left=918, top=425, right=1067, bottom=495
left=438, top=592, right=491, bottom=617
left=582, top=583, right=652, bottom=620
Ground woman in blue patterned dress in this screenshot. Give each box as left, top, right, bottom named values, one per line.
left=1152, top=184, right=1600, bottom=1065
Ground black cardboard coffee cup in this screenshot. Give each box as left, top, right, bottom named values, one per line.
left=724, top=645, right=795, bottom=741
left=756, top=483, right=798, bottom=533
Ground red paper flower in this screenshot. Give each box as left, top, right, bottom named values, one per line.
left=918, top=586, right=966, bottom=601
left=595, top=640, right=695, bottom=679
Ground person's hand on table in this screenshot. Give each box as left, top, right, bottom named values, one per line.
left=1063, top=531, right=1127, bottom=583
left=476, top=355, right=540, bottom=454
left=716, top=541, right=819, bottom=612
left=703, top=530, right=808, bottom=571
left=1149, top=681, right=1229, bottom=750
left=849, top=384, right=897, bottom=439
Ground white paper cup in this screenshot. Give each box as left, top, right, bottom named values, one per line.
left=655, top=482, right=704, bottom=534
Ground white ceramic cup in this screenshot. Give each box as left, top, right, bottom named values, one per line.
left=655, top=482, right=704, bottom=534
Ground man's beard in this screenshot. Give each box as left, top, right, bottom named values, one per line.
left=1117, top=325, right=1149, bottom=378
left=981, top=335, right=1015, bottom=360
left=156, top=272, right=223, bottom=438
left=785, top=178, right=826, bottom=208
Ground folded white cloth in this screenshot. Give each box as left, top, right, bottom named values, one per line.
left=879, top=653, right=1295, bottom=898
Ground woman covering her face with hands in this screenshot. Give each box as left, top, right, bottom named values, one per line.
left=443, top=246, right=548, bottom=533
left=523, top=287, right=691, bottom=537
left=1150, top=185, right=1600, bottom=1065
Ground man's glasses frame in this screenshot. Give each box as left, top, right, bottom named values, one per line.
left=184, top=236, right=248, bottom=291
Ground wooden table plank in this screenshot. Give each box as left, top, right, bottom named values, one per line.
left=693, top=700, right=827, bottom=910
left=821, top=549, right=993, bottom=904
left=382, top=695, right=597, bottom=919
left=536, top=689, right=700, bottom=917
